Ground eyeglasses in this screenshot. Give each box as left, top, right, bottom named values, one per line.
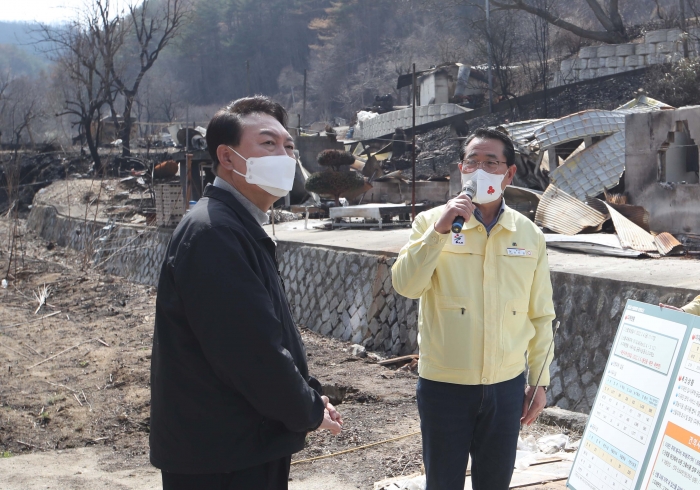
left=461, top=159, right=507, bottom=174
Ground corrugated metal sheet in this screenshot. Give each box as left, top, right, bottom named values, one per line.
left=615, top=95, right=673, bottom=113
left=535, top=110, right=626, bottom=149
left=535, top=185, right=607, bottom=235
left=504, top=185, right=542, bottom=222
left=590, top=199, right=657, bottom=252
left=550, top=131, right=625, bottom=201
left=654, top=232, right=684, bottom=256
left=606, top=203, right=650, bottom=232
left=498, top=119, right=554, bottom=144
left=545, top=234, right=644, bottom=257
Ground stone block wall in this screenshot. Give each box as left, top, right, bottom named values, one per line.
left=276, top=241, right=698, bottom=414
left=26, top=203, right=700, bottom=414
left=276, top=242, right=419, bottom=356
left=27, top=204, right=170, bottom=286
left=545, top=271, right=697, bottom=412
left=553, top=28, right=699, bottom=87
left=355, top=104, right=469, bottom=140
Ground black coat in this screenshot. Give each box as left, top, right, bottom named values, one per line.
left=149, top=184, right=325, bottom=474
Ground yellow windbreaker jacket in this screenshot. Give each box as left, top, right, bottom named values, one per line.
left=392, top=203, right=555, bottom=386
left=682, top=295, right=700, bottom=316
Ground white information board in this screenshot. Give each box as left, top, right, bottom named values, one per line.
left=568, top=300, right=700, bottom=490
left=639, top=328, right=700, bottom=490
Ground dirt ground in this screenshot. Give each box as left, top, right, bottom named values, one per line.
left=0, top=216, right=575, bottom=489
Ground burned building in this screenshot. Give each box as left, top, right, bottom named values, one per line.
left=625, top=106, right=700, bottom=235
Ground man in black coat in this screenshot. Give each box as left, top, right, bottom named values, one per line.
left=150, top=96, right=342, bottom=490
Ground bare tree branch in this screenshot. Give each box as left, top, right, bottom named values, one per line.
left=489, top=0, right=628, bottom=43
left=107, top=0, right=189, bottom=156
left=608, top=0, right=625, bottom=33
left=582, top=0, right=617, bottom=33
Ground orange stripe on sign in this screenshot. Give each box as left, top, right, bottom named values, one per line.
left=664, top=421, right=700, bottom=453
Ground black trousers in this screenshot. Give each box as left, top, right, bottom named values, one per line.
left=161, top=455, right=292, bottom=490
left=417, top=374, right=525, bottom=490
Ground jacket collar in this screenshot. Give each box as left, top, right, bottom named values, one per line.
left=202, top=184, right=270, bottom=241
left=462, top=202, right=517, bottom=232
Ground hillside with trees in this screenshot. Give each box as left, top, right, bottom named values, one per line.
left=1, top=0, right=698, bottom=148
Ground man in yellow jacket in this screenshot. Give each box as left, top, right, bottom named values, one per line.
left=661, top=296, right=700, bottom=315
left=683, top=296, right=700, bottom=315
left=392, top=128, right=555, bottom=490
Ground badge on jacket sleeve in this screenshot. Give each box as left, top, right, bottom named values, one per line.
left=452, top=233, right=465, bottom=246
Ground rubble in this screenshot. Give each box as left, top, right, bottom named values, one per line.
left=348, top=344, right=367, bottom=358
left=373, top=432, right=579, bottom=490
left=539, top=407, right=589, bottom=433
left=549, top=130, right=626, bottom=201
left=588, top=198, right=657, bottom=253
left=499, top=94, right=696, bottom=257
left=268, top=209, right=302, bottom=223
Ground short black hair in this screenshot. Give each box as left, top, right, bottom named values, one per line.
left=459, top=127, right=516, bottom=166
left=206, top=96, right=288, bottom=171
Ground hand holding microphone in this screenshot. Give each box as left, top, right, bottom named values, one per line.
left=451, top=180, right=477, bottom=233
left=434, top=180, right=477, bottom=235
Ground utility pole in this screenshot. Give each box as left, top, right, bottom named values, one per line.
left=680, top=0, right=690, bottom=58
left=302, top=69, right=307, bottom=128
left=486, top=0, right=493, bottom=113
left=184, top=105, right=190, bottom=210
left=411, top=63, right=416, bottom=222
left=246, top=60, right=251, bottom=96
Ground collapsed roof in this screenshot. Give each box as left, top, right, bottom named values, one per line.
left=498, top=95, right=682, bottom=257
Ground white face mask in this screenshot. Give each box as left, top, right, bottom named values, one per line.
left=228, top=147, right=297, bottom=197
left=461, top=168, right=506, bottom=204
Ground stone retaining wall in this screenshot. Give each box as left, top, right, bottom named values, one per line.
left=553, top=28, right=699, bottom=86
left=277, top=242, right=419, bottom=356
left=546, top=272, right=695, bottom=413
left=27, top=205, right=169, bottom=286
left=276, top=238, right=697, bottom=413
left=26, top=204, right=698, bottom=414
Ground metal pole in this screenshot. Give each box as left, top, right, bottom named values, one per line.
left=411, top=63, right=417, bottom=222
left=302, top=69, right=307, bottom=128
left=183, top=106, right=189, bottom=209
left=185, top=106, right=189, bottom=152
left=680, top=0, right=690, bottom=58
left=246, top=60, right=251, bottom=96
left=185, top=152, right=193, bottom=210
left=486, top=0, right=493, bottom=113
left=270, top=204, right=276, bottom=237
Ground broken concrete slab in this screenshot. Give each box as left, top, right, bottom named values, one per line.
left=539, top=407, right=589, bottom=433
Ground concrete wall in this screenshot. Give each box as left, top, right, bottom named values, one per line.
left=625, top=106, right=700, bottom=234
left=26, top=204, right=699, bottom=414
left=553, top=28, right=699, bottom=87
left=419, top=73, right=436, bottom=106
left=419, top=72, right=450, bottom=105
left=355, top=104, right=469, bottom=141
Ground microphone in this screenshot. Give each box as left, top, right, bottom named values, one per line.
left=451, top=180, right=477, bottom=234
